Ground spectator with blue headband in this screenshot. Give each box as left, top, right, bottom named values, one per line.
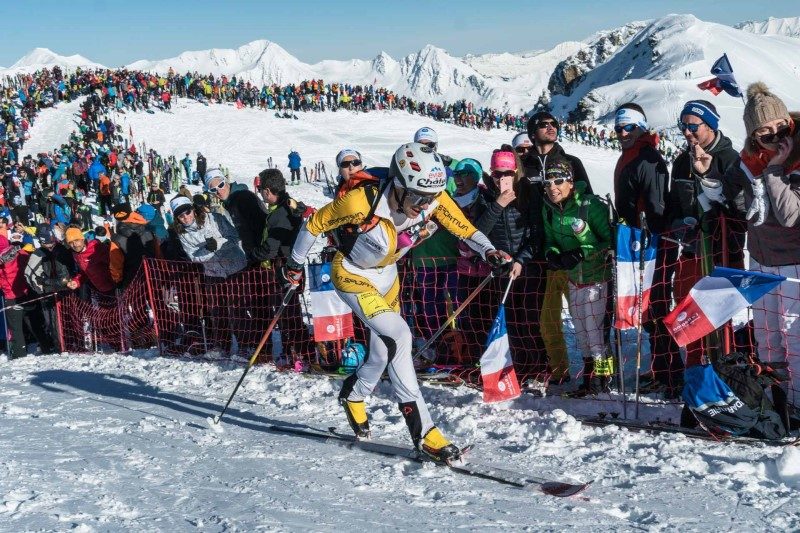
left=613, top=101, right=683, bottom=399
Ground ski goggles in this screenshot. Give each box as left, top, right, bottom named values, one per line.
left=757, top=126, right=791, bottom=144
left=614, top=123, right=638, bottom=134
left=404, top=189, right=437, bottom=207
left=542, top=177, right=572, bottom=188
left=678, top=121, right=703, bottom=133
left=338, top=159, right=362, bottom=169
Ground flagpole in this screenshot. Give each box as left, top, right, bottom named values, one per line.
left=500, top=276, right=514, bottom=305
left=634, top=213, right=648, bottom=419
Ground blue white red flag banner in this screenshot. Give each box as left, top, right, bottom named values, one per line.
left=697, top=53, right=743, bottom=98
left=479, top=305, right=521, bottom=403
left=615, top=224, right=658, bottom=330
left=308, top=262, right=354, bottom=342
left=664, top=267, right=785, bottom=347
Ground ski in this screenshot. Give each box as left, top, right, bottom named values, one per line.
left=576, top=414, right=797, bottom=447
left=268, top=424, right=590, bottom=497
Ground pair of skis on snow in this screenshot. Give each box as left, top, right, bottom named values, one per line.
left=268, top=424, right=590, bottom=498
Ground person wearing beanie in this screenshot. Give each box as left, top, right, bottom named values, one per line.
left=334, top=149, right=366, bottom=195
left=413, top=126, right=458, bottom=169
left=541, top=157, right=613, bottom=396
left=522, top=111, right=593, bottom=384
left=109, top=201, right=158, bottom=288
left=613, top=101, right=683, bottom=398
left=147, top=181, right=166, bottom=211
left=472, top=147, right=548, bottom=382
left=24, top=223, right=75, bottom=353
left=65, top=226, right=116, bottom=295
left=669, top=99, right=744, bottom=368
left=511, top=131, right=533, bottom=157
left=695, top=83, right=800, bottom=402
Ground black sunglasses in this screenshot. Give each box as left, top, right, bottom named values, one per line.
left=536, top=121, right=557, bottom=130
left=515, top=146, right=531, bottom=153
left=339, top=159, right=362, bottom=169
left=757, top=127, right=791, bottom=144
left=614, top=124, right=638, bottom=134
left=678, top=122, right=702, bottom=133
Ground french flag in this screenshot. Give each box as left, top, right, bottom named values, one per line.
left=308, top=262, right=354, bottom=342
left=480, top=305, right=521, bottom=403
left=664, top=267, right=785, bottom=347
left=615, top=224, right=659, bottom=329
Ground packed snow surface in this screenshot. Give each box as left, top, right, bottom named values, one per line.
left=5, top=93, right=799, bottom=531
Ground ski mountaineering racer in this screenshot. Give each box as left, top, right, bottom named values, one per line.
left=285, top=142, right=511, bottom=463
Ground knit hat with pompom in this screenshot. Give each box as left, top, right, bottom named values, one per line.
left=743, top=82, right=790, bottom=137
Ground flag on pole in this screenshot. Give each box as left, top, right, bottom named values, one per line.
left=308, top=262, right=354, bottom=342
left=697, top=53, right=743, bottom=98
left=664, top=267, right=785, bottom=347
left=479, top=305, right=521, bottom=403
left=615, top=224, right=659, bottom=329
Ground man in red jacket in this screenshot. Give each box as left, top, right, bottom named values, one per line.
left=64, top=227, right=116, bottom=295
left=0, top=234, right=52, bottom=358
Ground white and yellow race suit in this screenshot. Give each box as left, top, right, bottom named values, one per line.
left=291, top=184, right=495, bottom=441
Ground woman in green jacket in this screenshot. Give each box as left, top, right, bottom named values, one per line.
left=542, top=158, right=613, bottom=395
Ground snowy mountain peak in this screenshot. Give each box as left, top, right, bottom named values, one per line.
left=8, top=47, right=105, bottom=72
left=736, top=16, right=800, bottom=38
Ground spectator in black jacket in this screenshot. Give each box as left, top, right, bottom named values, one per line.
left=474, top=148, right=547, bottom=383
left=204, top=168, right=266, bottom=262
left=670, top=100, right=744, bottom=367
left=196, top=152, right=207, bottom=180
left=146, top=182, right=165, bottom=211
left=523, top=111, right=594, bottom=384
left=253, top=168, right=315, bottom=361
left=613, top=102, right=682, bottom=398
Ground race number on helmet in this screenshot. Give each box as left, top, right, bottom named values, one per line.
left=389, top=142, right=447, bottom=194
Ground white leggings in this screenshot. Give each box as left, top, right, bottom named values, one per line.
left=332, top=257, right=434, bottom=439
left=568, top=281, right=608, bottom=360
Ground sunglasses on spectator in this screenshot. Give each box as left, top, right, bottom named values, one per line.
left=339, top=159, right=362, bottom=168
left=536, top=121, right=557, bottom=130
left=614, top=124, right=638, bottom=134
left=543, top=177, right=572, bottom=187
left=515, top=146, right=531, bottom=153
left=678, top=122, right=703, bottom=133
left=491, top=170, right=516, bottom=178
left=757, top=127, right=791, bottom=144
left=207, top=182, right=227, bottom=193
left=405, top=189, right=437, bottom=207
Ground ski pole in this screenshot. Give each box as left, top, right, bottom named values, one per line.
left=412, top=269, right=496, bottom=366
left=210, top=284, right=298, bottom=426
left=608, top=248, right=627, bottom=420
left=634, top=212, right=648, bottom=419
left=0, top=291, right=59, bottom=312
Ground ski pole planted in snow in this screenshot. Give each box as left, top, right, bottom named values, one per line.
left=209, top=284, right=299, bottom=429
left=634, top=212, right=648, bottom=419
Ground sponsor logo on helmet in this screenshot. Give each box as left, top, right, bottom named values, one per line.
left=419, top=145, right=433, bottom=153
left=406, top=150, right=414, bottom=158
left=410, top=161, right=421, bottom=172
left=398, top=159, right=406, bottom=168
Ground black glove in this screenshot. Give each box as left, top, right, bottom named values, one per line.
left=559, top=248, right=584, bottom=270
left=280, top=258, right=304, bottom=288
left=485, top=249, right=512, bottom=275
left=205, top=237, right=217, bottom=252
left=545, top=250, right=563, bottom=271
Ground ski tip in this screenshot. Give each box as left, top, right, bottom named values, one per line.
left=540, top=480, right=592, bottom=498
left=207, top=416, right=224, bottom=433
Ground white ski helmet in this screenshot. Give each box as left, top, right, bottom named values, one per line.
left=389, top=142, right=447, bottom=195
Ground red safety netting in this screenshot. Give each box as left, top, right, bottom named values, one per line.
left=53, top=214, right=798, bottom=404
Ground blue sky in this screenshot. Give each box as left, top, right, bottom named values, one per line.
left=2, top=0, right=797, bottom=67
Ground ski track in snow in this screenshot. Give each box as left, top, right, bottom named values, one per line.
left=2, top=99, right=797, bottom=532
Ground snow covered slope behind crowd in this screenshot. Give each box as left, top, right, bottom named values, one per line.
left=0, top=47, right=105, bottom=75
